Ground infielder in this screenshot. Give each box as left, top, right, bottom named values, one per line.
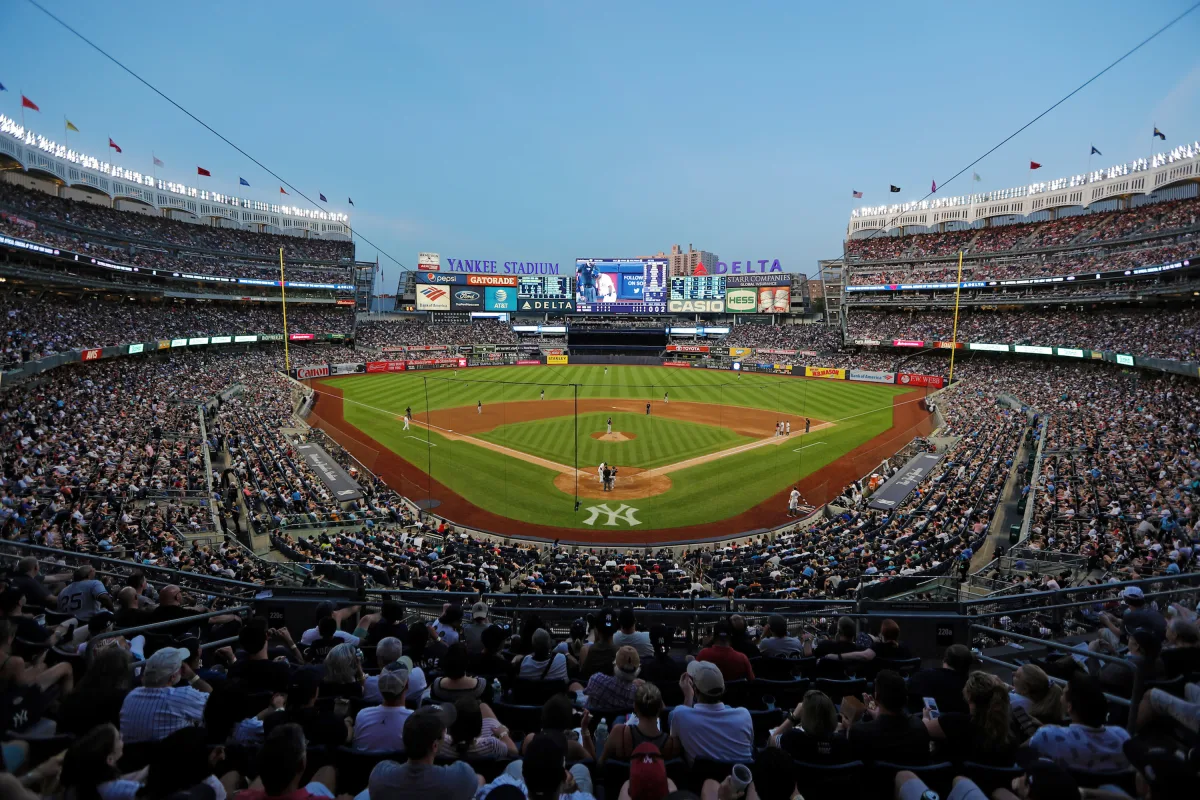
left=403, top=413, right=411, bottom=431
left=540, top=389, right=545, bottom=400
left=606, top=416, right=612, bottom=435
left=645, top=402, right=651, bottom=416
left=786, top=421, right=791, bottom=436
left=663, top=391, right=669, bottom=403
left=805, top=417, right=811, bottom=434
left=598, top=461, right=607, bottom=486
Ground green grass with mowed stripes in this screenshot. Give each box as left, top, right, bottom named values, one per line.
left=318, top=365, right=910, bottom=531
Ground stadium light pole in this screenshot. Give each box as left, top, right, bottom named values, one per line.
left=573, top=383, right=580, bottom=512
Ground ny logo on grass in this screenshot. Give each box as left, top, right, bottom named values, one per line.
left=582, top=503, right=642, bottom=527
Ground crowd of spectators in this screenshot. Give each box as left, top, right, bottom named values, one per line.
left=356, top=320, right=520, bottom=350
left=845, top=195, right=1200, bottom=263
left=2, top=294, right=353, bottom=366
left=0, top=181, right=354, bottom=262
left=724, top=324, right=842, bottom=353
left=846, top=306, right=1200, bottom=361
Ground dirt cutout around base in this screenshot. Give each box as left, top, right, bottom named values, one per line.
left=553, top=466, right=672, bottom=500
left=590, top=431, right=636, bottom=442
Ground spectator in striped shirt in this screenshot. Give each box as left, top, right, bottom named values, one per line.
left=118, top=646, right=211, bottom=744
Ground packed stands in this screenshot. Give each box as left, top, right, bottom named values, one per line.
left=725, top=324, right=842, bottom=353
left=356, top=319, right=519, bottom=349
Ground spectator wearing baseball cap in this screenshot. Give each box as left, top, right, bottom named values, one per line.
left=353, top=668, right=412, bottom=751
left=364, top=706, right=480, bottom=800
left=119, top=646, right=211, bottom=743
left=462, top=601, right=491, bottom=656
left=622, top=742, right=676, bottom=800
left=585, top=645, right=641, bottom=711
left=1101, top=586, right=1167, bottom=643
left=697, top=622, right=755, bottom=682
left=579, top=609, right=619, bottom=680
left=639, top=625, right=685, bottom=684
left=669, top=660, right=754, bottom=764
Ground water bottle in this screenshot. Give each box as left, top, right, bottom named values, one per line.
left=491, top=677, right=502, bottom=701
left=594, top=718, right=609, bottom=756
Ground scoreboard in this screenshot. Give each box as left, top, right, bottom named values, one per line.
left=518, top=275, right=570, bottom=298
left=670, top=276, right=726, bottom=301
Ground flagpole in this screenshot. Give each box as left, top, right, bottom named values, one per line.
left=948, top=250, right=964, bottom=384
left=280, top=247, right=291, bottom=373
left=20, top=90, right=25, bottom=136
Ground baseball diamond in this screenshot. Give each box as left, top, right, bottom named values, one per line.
left=306, top=364, right=933, bottom=543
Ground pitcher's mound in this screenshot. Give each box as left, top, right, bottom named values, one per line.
left=591, top=431, right=636, bottom=442
left=553, top=466, right=671, bottom=500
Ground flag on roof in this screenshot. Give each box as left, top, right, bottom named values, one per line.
left=197, top=166, right=211, bottom=176
left=65, top=120, right=79, bottom=133
left=852, top=190, right=862, bottom=198
left=348, top=197, right=354, bottom=206
left=0, top=83, right=6, bottom=92
left=239, top=177, right=250, bottom=187
left=1154, top=127, right=1166, bottom=140
left=319, top=193, right=327, bottom=202
left=1090, top=145, right=1102, bottom=156
left=279, top=187, right=288, bottom=195
left=931, top=179, right=937, bottom=193
left=1030, top=161, right=1042, bottom=170
left=108, top=138, right=121, bottom=154
left=21, top=95, right=39, bottom=112
left=153, top=155, right=164, bottom=167
left=972, top=172, right=981, bottom=182
left=889, top=185, right=900, bottom=193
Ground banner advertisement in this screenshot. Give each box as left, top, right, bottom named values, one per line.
left=335, top=299, right=356, bottom=306
left=450, top=288, right=483, bottom=310
left=772, top=363, right=793, bottom=374
left=932, top=341, right=963, bottom=349
left=171, top=338, right=188, bottom=348
left=853, top=339, right=882, bottom=346
left=848, top=369, right=896, bottom=384
left=758, top=348, right=798, bottom=356
left=757, top=286, right=790, bottom=313
left=417, top=284, right=452, bottom=310
left=366, top=361, right=406, bottom=373
left=420, top=271, right=463, bottom=284
left=543, top=348, right=564, bottom=355
left=330, top=363, right=366, bottom=375
left=969, top=342, right=1009, bottom=352
left=663, top=360, right=692, bottom=367
left=1056, top=348, right=1085, bottom=358
left=1116, top=354, right=1135, bottom=366
left=896, top=373, right=945, bottom=388
left=666, top=344, right=710, bottom=353
left=296, top=364, right=330, bottom=379
left=724, top=288, right=757, bottom=313
left=188, top=337, right=209, bottom=346
left=668, top=298, right=725, bottom=313
left=288, top=333, right=315, bottom=341
left=891, top=339, right=924, bottom=347
left=211, top=336, right=232, bottom=344
left=418, top=252, right=441, bottom=270
left=81, top=348, right=102, bottom=361
left=234, top=335, right=258, bottom=343
left=260, top=334, right=285, bottom=341
left=547, top=354, right=569, bottom=365
left=728, top=347, right=753, bottom=358
left=495, top=345, right=522, bottom=352
left=805, top=366, right=846, bottom=380
left=484, top=286, right=516, bottom=312
left=157, top=340, right=171, bottom=350
left=517, top=298, right=575, bottom=312
left=1014, top=345, right=1054, bottom=355
left=405, top=357, right=468, bottom=370
left=467, top=275, right=518, bottom=287
left=516, top=359, right=542, bottom=365
left=127, top=343, right=145, bottom=355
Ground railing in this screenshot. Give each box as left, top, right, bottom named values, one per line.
left=84, top=605, right=253, bottom=660
left=196, top=403, right=223, bottom=538
left=1019, top=416, right=1049, bottom=542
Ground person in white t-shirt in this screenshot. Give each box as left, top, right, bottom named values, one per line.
left=353, top=670, right=413, bottom=751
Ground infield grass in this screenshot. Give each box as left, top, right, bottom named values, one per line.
left=318, top=365, right=913, bottom=530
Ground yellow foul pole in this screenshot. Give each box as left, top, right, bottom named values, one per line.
left=280, top=247, right=291, bottom=372
left=948, top=249, right=964, bottom=383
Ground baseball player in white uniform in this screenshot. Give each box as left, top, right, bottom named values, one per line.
left=403, top=413, right=410, bottom=431
left=788, top=486, right=801, bottom=516
left=598, top=461, right=607, bottom=486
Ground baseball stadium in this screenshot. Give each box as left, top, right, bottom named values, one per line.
left=1, top=4, right=1200, bottom=800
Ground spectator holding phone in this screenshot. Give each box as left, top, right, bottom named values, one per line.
left=837, top=669, right=929, bottom=763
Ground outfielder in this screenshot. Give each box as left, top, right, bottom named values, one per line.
left=540, top=389, right=545, bottom=400
left=477, top=401, right=482, bottom=415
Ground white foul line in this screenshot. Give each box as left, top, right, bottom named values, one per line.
left=406, top=436, right=437, bottom=447
left=792, top=441, right=827, bottom=452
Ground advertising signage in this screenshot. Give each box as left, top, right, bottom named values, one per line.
left=438, top=257, right=564, bottom=275
left=517, top=298, right=575, bottom=312
left=575, top=258, right=668, bottom=314
left=485, top=286, right=517, bottom=311
left=450, top=288, right=483, bottom=310
left=725, top=288, right=756, bottom=313
left=727, top=274, right=794, bottom=288
left=417, top=284, right=451, bottom=311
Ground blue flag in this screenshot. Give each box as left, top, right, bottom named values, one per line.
left=1090, top=145, right=1101, bottom=156
left=1154, top=127, right=1166, bottom=140
left=319, top=193, right=327, bottom=202
left=348, top=197, right=354, bottom=206
left=0, top=82, right=6, bottom=92
left=239, top=177, right=250, bottom=186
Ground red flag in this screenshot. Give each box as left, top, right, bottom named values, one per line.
left=279, top=186, right=288, bottom=195
left=1030, top=161, right=1042, bottom=170
left=197, top=167, right=211, bottom=176
left=108, top=138, right=122, bottom=154
left=21, top=95, right=39, bottom=112
left=931, top=179, right=937, bottom=193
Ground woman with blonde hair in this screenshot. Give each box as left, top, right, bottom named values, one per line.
left=598, top=682, right=679, bottom=762
left=1010, top=664, right=1064, bottom=722
left=923, top=671, right=1017, bottom=764
left=320, top=642, right=365, bottom=698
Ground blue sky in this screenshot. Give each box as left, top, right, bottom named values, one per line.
left=4, top=1, right=1200, bottom=292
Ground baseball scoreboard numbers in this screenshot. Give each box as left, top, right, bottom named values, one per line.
left=575, top=258, right=668, bottom=314
left=518, top=275, right=570, bottom=298
left=668, top=276, right=726, bottom=313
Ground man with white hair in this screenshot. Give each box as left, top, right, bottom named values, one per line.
left=119, top=646, right=212, bottom=743
left=364, top=636, right=427, bottom=703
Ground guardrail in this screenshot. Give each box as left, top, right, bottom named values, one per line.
left=84, top=605, right=253, bottom=660
left=1019, top=415, right=1049, bottom=542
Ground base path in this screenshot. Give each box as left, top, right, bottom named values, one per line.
left=307, top=381, right=932, bottom=545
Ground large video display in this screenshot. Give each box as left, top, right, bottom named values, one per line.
left=575, top=258, right=667, bottom=314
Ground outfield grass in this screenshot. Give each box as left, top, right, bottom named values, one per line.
left=476, top=411, right=755, bottom=469
left=320, top=365, right=911, bottom=530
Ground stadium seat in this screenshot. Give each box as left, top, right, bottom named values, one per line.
left=335, top=747, right=405, bottom=795
left=874, top=761, right=955, bottom=797
left=960, top=761, right=1024, bottom=794
left=874, top=657, right=922, bottom=678
left=508, top=679, right=568, bottom=705
left=747, top=678, right=810, bottom=710
left=815, top=677, right=867, bottom=705
left=492, top=700, right=545, bottom=738
left=790, top=759, right=864, bottom=800
left=1067, top=767, right=1137, bottom=795
left=748, top=708, right=785, bottom=745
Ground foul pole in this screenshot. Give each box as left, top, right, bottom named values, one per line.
left=948, top=250, right=964, bottom=383
left=279, top=248, right=291, bottom=372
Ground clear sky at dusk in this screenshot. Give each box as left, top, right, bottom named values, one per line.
left=4, top=1, right=1200, bottom=292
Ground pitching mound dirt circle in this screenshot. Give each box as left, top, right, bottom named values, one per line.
left=553, top=466, right=672, bottom=500
left=590, top=431, right=636, bottom=442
